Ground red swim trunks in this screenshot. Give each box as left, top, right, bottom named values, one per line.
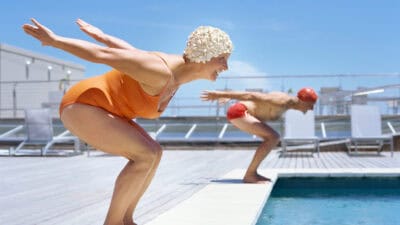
left=227, top=102, right=248, bottom=120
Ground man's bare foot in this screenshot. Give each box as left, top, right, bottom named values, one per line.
left=243, top=173, right=271, bottom=183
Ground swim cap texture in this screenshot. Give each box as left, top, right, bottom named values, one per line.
left=184, top=26, right=233, bottom=63
left=297, top=87, right=318, bottom=103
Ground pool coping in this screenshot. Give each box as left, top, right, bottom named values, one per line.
left=145, top=168, right=400, bottom=225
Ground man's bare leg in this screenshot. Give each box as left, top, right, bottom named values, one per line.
left=243, top=140, right=277, bottom=183
left=230, top=115, right=280, bottom=183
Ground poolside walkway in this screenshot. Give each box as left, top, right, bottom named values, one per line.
left=0, top=149, right=399, bottom=225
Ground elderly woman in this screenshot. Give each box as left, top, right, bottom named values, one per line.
left=201, top=88, right=318, bottom=183
left=23, top=18, right=233, bottom=225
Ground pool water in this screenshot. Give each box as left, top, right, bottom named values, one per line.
left=256, top=177, right=400, bottom=225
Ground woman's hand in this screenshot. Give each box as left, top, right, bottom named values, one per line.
left=77, top=18, right=135, bottom=50
left=76, top=18, right=105, bottom=43
left=22, top=18, right=58, bottom=46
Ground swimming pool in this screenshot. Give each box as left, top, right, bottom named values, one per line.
left=256, top=177, right=400, bottom=225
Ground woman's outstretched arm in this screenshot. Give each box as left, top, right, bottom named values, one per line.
left=76, top=18, right=136, bottom=50
left=22, top=18, right=169, bottom=87
left=23, top=18, right=117, bottom=62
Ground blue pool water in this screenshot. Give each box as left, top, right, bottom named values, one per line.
left=256, top=177, right=400, bottom=225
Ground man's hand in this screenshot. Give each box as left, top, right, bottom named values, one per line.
left=201, top=90, right=217, bottom=101
left=201, top=90, right=230, bottom=105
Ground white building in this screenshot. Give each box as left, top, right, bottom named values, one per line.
left=0, top=44, right=85, bottom=118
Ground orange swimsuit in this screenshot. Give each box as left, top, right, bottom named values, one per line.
left=59, top=69, right=174, bottom=120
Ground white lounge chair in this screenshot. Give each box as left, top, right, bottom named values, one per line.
left=0, top=125, right=24, bottom=155
left=13, top=108, right=80, bottom=156
left=346, top=105, right=393, bottom=156
left=281, top=109, right=320, bottom=156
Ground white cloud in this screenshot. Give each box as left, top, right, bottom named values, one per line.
left=222, top=60, right=271, bottom=91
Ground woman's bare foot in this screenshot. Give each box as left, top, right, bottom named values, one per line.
left=243, top=173, right=271, bottom=183
left=123, top=219, right=137, bottom=225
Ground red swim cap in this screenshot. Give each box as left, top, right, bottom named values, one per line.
left=297, top=87, right=318, bottom=103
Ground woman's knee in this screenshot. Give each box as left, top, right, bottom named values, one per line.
left=125, top=141, right=163, bottom=163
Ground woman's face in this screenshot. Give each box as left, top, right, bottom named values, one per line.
left=204, top=53, right=230, bottom=81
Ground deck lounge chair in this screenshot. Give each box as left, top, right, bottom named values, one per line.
left=0, top=125, right=24, bottom=155
left=13, top=108, right=80, bottom=156
left=346, top=105, right=393, bottom=156
left=281, top=109, right=320, bottom=156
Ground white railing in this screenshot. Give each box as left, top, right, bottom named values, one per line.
left=1, top=73, right=400, bottom=118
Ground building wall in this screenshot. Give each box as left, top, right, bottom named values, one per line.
left=0, top=44, right=85, bottom=118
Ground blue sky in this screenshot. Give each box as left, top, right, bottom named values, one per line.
left=2, top=0, right=399, bottom=99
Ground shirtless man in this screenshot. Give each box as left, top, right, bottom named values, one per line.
left=201, top=87, right=318, bottom=183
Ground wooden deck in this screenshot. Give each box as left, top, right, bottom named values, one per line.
left=1, top=149, right=399, bottom=225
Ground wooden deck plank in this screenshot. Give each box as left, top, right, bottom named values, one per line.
left=0, top=149, right=399, bottom=225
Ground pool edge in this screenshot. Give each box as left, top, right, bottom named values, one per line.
left=145, top=168, right=400, bottom=225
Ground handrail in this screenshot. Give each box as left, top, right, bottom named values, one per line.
left=387, top=121, right=397, bottom=134
left=185, top=124, right=197, bottom=139
left=321, top=122, right=327, bottom=138
left=55, top=130, right=71, bottom=138
left=218, top=123, right=228, bottom=139
left=0, top=125, right=23, bottom=138
left=155, top=124, right=167, bottom=138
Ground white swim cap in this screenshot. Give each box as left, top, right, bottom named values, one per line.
left=184, top=26, right=233, bottom=63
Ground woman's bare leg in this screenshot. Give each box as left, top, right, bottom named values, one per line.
left=123, top=156, right=161, bottom=225
left=61, top=104, right=162, bottom=225
left=230, top=115, right=280, bottom=183
left=122, top=122, right=162, bottom=225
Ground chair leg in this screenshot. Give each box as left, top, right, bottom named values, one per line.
left=390, top=138, right=394, bottom=157
left=311, top=141, right=315, bottom=157
left=281, top=141, right=287, bottom=157
left=354, top=141, right=358, bottom=154
left=376, top=140, right=384, bottom=155
left=345, top=139, right=351, bottom=155
left=14, top=141, right=26, bottom=155
left=43, top=142, right=53, bottom=156
left=74, top=139, right=80, bottom=154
